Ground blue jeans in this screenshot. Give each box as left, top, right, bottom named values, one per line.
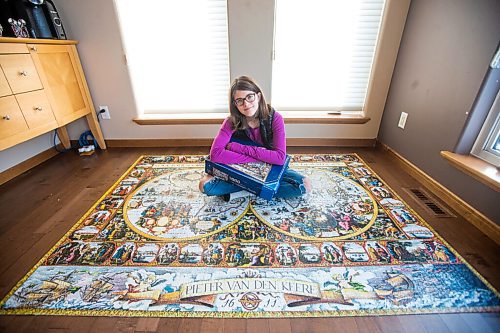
left=203, top=168, right=307, bottom=199
left=203, top=136, right=307, bottom=199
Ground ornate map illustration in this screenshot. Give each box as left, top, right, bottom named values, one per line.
left=0, top=154, right=498, bottom=317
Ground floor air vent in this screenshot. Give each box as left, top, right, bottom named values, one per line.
left=403, top=187, right=456, bottom=218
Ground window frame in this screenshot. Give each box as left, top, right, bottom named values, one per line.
left=471, top=90, right=500, bottom=167
left=441, top=45, right=500, bottom=191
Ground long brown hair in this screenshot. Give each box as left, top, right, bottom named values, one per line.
left=229, top=76, right=270, bottom=130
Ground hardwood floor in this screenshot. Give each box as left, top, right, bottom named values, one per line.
left=0, top=146, right=498, bottom=333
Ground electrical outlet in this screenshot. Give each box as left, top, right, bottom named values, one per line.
left=99, top=106, right=110, bottom=120
left=398, top=112, right=408, bottom=129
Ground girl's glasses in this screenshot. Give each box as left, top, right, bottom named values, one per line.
left=233, top=93, right=256, bottom=106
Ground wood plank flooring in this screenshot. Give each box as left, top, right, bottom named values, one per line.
left=0, top=146, right=498, bottom=333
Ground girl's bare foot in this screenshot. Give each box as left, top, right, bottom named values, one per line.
left=303, top=177, right=312, bottom=193
left=198, top=174, right=214, bottom=193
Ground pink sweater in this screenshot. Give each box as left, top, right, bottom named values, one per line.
left=209, top=111, right=287, bottom=165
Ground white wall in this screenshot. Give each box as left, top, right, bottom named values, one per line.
left=378, top=0, right=500, bottom=223
left=1, top=0, right=391, bottom=172
left=0, top=135, right=57, bottom=172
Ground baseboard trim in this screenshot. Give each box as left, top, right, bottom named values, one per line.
left=288, top=138, right=376, bottom=147
left=0, top=145, right=61, bottom=186
left=104, top=138, right=377, bottom=148
left=378, top=141, right=500, bottom=245
left=105, top=139, right=213, bottom=147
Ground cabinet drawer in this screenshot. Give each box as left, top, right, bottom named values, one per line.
left=0, top=68, right=11, bottom=97
left=0, top=54, right=43, bottom=94
left=15, top=90, right=56, bottom=130
left=0, top=95, right=29, bottom=138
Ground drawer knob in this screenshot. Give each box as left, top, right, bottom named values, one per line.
left=34, top=106, right=43, bottom=112
left=30, top=46, right=37, bottom=52
left=2, top=115, right=11, bottom=120
left=19, top=70, right=28, bottom=76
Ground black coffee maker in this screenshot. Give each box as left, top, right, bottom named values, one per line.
left=0, top=0, right=66, bottom=39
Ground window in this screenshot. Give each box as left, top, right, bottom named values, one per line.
left=114, top=0, right=230, bottom=115
left=471, top=90, right=500, bottom=167
left=447, top=45, right=500, bottom=187
left=467, top=45, right=500, bottom=167
left=271, top=0, right=386, bottom=112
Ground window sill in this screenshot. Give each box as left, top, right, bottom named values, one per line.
left=440, top=151, right=500, bottom=192
left=133, top=112, right=370, bottom=125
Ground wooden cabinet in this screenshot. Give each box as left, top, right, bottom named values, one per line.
left=0, top=38, right=106, bottom=151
